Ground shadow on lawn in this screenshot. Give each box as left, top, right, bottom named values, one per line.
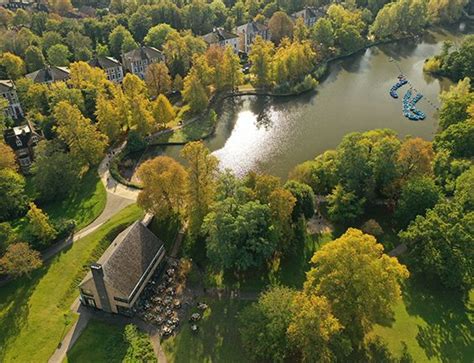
left=402, top=278, right=473, bottom=362
left=163, top=298, right=250, bottom=363
left=0, top=267, right=48, bottom=361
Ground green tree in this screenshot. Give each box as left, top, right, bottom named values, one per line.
left=27, top=202, right=57, bottom=246
left=203, top=198, right=277, bottom=271
left=395, top=176, right=441, bottom=228
left=0, top=52, right=26, bottom=80
left=0, top=242, right=42, bottom=278
left=25, top=45, right=46, bottom=72
left=129, top=11, right=152, bottom=43
left=428, top=0, right=468, bottom=24
left=31, top=140, right=80, bottom=202
left=288, top=292, right=342, bottom=362
left=327, top=184, right=365, bottom=224
left=0, top=168, right=28, bottom=222
left=221, top=46, right=243, bottom=91
left=123, top=324, right=157, bottom=362
left=182, top=72, right=209, bottom=113
left=0, top=141, right=16, bottom=170
left=438, top=78, right=474, bottom=130
left=53, top=101, right=108, bottom=167
left=47, top=44, right=71, bottom=66
left=144, top=24, right=177, bottom=49
left=239, top=286, right=296, bottom=362
left=434, top=119, right=474, bottom=158
left=305, top=228, right=409, bottom=349
left=312, top=18, right=335, bottom=48
left=152, top=94, right=175, bottom=128
left=181, top=141, right=219, bottom=236
left=108, top=25, right=138, bottom=59
left=400, top=195, right=472, bottom=290
left=137, top=156, right=188, bottom=221
left=284, top=180, right=315, bottom=221
left=249, top=36, right=274, bottom=89
left=0, top=222, right=17, bottom=255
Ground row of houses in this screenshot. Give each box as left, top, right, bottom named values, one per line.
left=202, top=7, right=326, bottom=53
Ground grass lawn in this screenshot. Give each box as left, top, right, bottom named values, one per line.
left=64, top=319, right=129, bottom=363
left=0, top=204, right=143, bottom=363
left=372, top=278, right=473, bottom=362
left=152, top=116, right=215, bottom=144
left=12, top=170, right=107, bottom=241
left=162, top=298, right=250, bottom=363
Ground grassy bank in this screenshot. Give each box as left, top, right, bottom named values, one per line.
left=0, top=204, right=143, bottom=363
left=12, top=170, right=107, bottom=242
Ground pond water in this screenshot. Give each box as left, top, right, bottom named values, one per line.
left=157, top=25, right=472, bottom=179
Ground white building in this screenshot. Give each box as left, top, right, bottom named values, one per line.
left=235, top=21, right=271, bottom=54
left=89, top=56, right=124, bottom=83
left=0, top=79, right=23, bottom=119
left=122, top=46, right=164, bottom=80
left=202, top=28, right=240, bottom=53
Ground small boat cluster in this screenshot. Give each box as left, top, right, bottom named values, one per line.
left=402, top=89, right=426, bottom=121
left=389, top=75, right=408, bottom=98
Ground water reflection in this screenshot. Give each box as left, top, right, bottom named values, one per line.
left=162, top=26, right=471, bottom=179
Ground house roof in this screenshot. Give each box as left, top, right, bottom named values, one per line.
left=291, top=6, right=326, bottom=20
left=80, top=221, right=164, bottom=299
left=88, top=56, right=121, bottom=69
left=236, top=21, right=268, bottom=34
left=203, top=28, right=239, bottom=44
left=25, top=66, right=70, bottom=83
left=123, top=46, right=163, bottom=63
left=3, top=122, right=40, bottom=151
left=0, top=79, right=15, bottom=93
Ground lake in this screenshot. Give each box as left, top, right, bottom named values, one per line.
left=160, top=24, right=471, bottom=179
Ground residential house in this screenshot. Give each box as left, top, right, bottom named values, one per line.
left=291, top=7, right=327, bottom=27
left=236, top=21, right=270, bottom=54
left=89, top=56, right=124, bottom=83
left=79, top=215, right=166, bottom=315
left=0, top=0, right=47, bottom=10
left=3, top=120, right=42, bottom=172
left=202, top=27, right=240, bottom=53
left=0, top=79, right=23, bottom=120
left=122, top=46, right=164, bottom=80
left=25, top=66, right=70, bottom=84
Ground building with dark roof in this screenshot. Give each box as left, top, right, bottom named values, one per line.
left=3, top=120, right=42, bottom=172
left=291, top=6, right=327, bottom=27
left=236, top=21, right=271, bottom=54
left=202, top=28, right=240, bottom=53
left=0, top=79, right=23, bottom=120
left=79, top=216, right=166, bottom=315
left=122, top=46, right=164, bottom=80
left=88, top=56, right=124, bottom=83
left=25, top=66, right=70, bottom=84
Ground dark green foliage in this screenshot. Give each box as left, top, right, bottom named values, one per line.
left=284, top=180, right=315, bottom=221
left=434, top=120, right=474, bottom=158
left=123, top=324, right=157, bottom=362
left=395, top=177, right=441, bottom=229
left=126, top=130, right=148, bottom=153
left=0, top=169, right=29, bottom=222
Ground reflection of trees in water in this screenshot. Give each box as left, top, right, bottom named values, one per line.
left=402, top=278, right=472, bottom=362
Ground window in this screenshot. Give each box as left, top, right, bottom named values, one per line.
left=16, top=139, right=22, bottom=147
left=19, top=157, right=31, bottom=166
left=31, top=136, right=38, bottom=143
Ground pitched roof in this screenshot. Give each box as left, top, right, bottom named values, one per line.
left=0, top=79, right=15, bottom=93
left=236, top=21, right=268, bottom=34
left=123, top=46, right=163, bottom=63
left=89, top=56, right=121, bottom=69
left=81, top=221, right=164, bottom=299
left=3, top=122, right=40, bottom=151
left=203, top=28, right=239, bottom=44
left=25, top=66, right=70, bottom=83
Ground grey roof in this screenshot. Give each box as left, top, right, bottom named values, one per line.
left=25, top=66, right=70, bottom=83
left=203, top=28, right=239, bottom=44
left=236, top=21, right=268, bottom=34
left=3, top=121, right=40, bottom=151
left=88, top=56, right=121, bottom=69
left=291, top=6, right=326, bottom=20
left=82, top=221, right=164, bottom=298
left=0, top=79, right=15, bottom=92
left=123, top=46, right=163, bottom=63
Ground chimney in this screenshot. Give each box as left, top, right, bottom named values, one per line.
left=90, top=263, right=112, bottom=313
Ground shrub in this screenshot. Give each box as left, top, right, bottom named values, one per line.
left=361, top=219, right=383, bottom=237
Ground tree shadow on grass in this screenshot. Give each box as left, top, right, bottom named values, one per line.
left=163, top=298, right=250, bottom=363
left=402, top=278, right=473, bottom=362
left=0, top=267, right=48, bottom=361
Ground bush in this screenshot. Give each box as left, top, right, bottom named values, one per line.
left=361, top=219, right=383, bottom=237
left=423, top=57, right=442, bottom=74
left=126, top=130, right=148, bottom=153
left=54, top=218, right=76, bottom=240
left=123, top=324, right=156, bottom=362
